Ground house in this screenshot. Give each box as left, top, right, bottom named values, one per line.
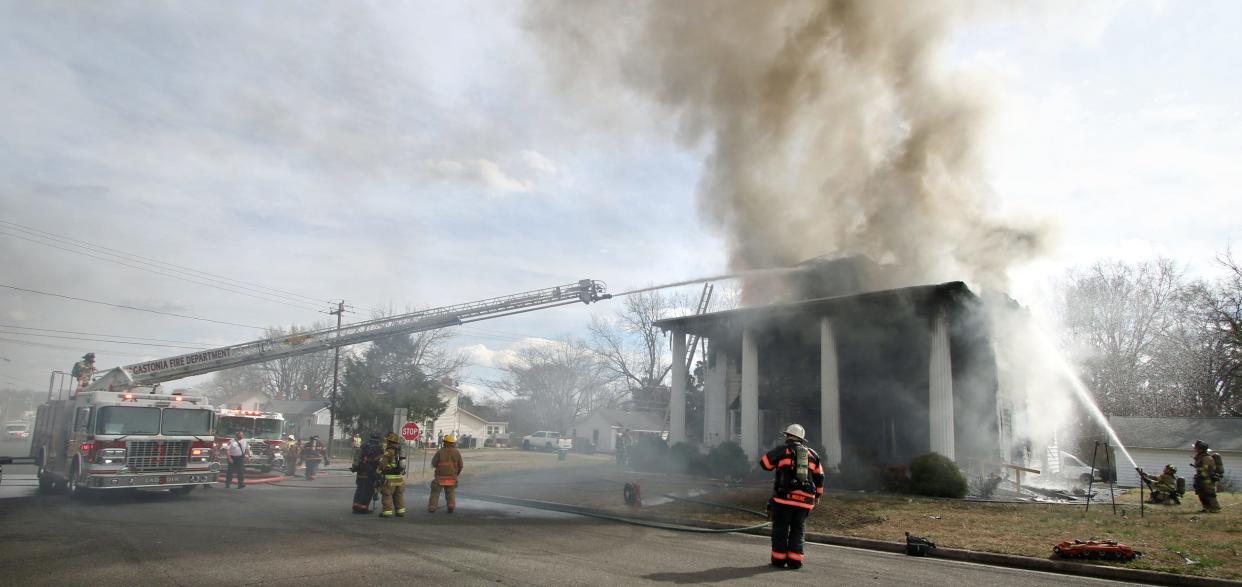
left=653, top=256, right=1001, bottom=468
left=573, top=408, right=666, bottom=453
left=217, top=391, right=267, bottom=411
left=458, top=405, right=509, bottom=447
left=1109, top=416, right=1241, bottom=488
left=423, top=382, right=462, bottom=444
left=262, top=399, right=330, bottom=441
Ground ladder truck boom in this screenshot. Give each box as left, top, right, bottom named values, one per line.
left=86, top=279, right=610, bottom=390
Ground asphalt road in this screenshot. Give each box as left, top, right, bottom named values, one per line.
left=0, top=459, right=1150, bottom=587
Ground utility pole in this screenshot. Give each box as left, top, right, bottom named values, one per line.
left=327, top=300, right=345, bottom=465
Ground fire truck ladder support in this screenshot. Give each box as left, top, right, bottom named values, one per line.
left=87, top=279, right=610, bottom=389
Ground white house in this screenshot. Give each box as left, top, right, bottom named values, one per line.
left=458, top=406, right=508, bottom=447
left=1110, top=416, right=1241, bottom=488
left=572, top=408, right=666, bottom=453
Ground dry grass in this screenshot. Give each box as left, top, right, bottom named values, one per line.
left=651, top=487, right=1242, bottom=580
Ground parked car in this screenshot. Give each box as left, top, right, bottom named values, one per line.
left=521, top=431, right=573, bottom=452
left=1058, top=451, right=1104, bottom=485
left=3, top=422, right=30, bottom=442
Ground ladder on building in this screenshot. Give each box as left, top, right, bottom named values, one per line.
left=661, top=283, right=714, bottom=436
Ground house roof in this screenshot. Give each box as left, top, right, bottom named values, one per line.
left=1109, top=416, right=1242, bottom=452
left=459, top=407, right=506, bottom=425
left=579, top=408, right=665, bottom=432
left=263, top=400, right=329, bottom=416
left=653, top=281, right=976, bottom=338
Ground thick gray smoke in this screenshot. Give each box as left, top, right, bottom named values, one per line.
left=528, top=0, right=1046, bottom=291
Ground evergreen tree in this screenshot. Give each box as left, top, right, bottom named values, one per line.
left=337, top=334, right=446, bottom=434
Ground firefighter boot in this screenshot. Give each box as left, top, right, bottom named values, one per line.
left=786, top=552, right=804, bottom=570
left=770, top=552, right=787, bottom=568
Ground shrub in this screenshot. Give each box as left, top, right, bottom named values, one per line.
left=629, top=434, right=669, bottom=472
left=879, top=464, right=911, bottom=494
left=909, top=452, right=968, bottom=499
left=704, top=441, right=751, bottom=481
left=668, top=442, right=705, bottom=474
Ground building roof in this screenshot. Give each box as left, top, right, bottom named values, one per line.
left=263, top=400, right=329, bottom=416
left=459, top=407, right=507, bottom=425
left=653, top=281, right=976, bottom=338
left=1109, top=416, right=1242, bottom=452
left=579, top=408, right=666, bottom=432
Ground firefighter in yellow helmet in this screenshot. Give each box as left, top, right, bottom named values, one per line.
left=428, top=433, right=464, bottom=513
left=378, top=432, right=406, bottom=518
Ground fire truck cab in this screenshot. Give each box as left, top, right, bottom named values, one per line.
left=30, top=389, right=219, bottom=498
left=215, top=409, right=286, bottom=473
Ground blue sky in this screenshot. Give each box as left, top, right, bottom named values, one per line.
left=0, top=1, right=1238, bottom=398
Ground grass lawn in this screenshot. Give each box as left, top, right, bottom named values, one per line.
left=651, top=486, right=1242, bottom=580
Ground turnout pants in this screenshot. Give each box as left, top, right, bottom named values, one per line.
left=353, top=475, right=375, bottom=513
left=770, top=503, right=810, bottom=568
left=226, top=456, right=246, bottom=488
left=380, top=476, right=406, bottom=517
left=304, top=459, right=321, bottom=480
left=428, top=479, right=456, bottom=512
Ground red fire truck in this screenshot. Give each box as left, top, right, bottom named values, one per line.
left=215, top=408, right=286, bottom=473
left=30, top=389, right=219, bottom=497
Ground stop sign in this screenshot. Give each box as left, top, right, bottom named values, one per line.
left=400, top=422, right=420, bottom=441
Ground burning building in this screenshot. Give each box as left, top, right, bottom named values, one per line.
left=655, top=257, right=1002, bottom=469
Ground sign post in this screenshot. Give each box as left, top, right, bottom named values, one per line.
left=400, top=422, right=420, bottom=483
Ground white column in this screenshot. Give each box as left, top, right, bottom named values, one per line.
left=705, top=345, right=727, bottom=447
left=669, top=327, right=687, bottom=445
left=741, top=327, right=759, bottom=460
left=929, top=312, right=955, bottom=460
left=819, top=317, right=842, bottom=468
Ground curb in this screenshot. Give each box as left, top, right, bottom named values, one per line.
left=465, top=493, right=1241, bottom=587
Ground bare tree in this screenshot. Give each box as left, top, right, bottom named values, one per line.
left=588, top=289, right=690, bottom=408
left=1207, top=250, right=1242, bottom=415
left=206, top=324, right=336, bottom=401
left=491, top=337, right=608, bottom=433
left=1061, top=258, right=1185, bottom=416
left=369, top=306, right=467, bottom=383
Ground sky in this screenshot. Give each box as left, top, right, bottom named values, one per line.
left=1, top=1, right=1239, bottom=401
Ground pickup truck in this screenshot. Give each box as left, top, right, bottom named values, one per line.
left=520, top=431, right=573, bottom=451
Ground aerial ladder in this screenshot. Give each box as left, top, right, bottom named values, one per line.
left=85, top=279, right=611, bottom=391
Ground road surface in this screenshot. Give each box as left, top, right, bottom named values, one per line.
left=0, top=463, right=1144, bottom=587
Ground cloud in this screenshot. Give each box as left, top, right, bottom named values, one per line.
left=421, top=158, right=535, bottom=193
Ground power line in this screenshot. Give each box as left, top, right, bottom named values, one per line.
left=0, top=330, right=213, bottom=350
left=0, top=228, right=329, bottom=314
left=0, top=283, right=263, bottom=329
left=0, top=336, right=182, bottom=359
left=0, top=219, right=335, bottom=306
left=0, top=323, right=207, bottom=345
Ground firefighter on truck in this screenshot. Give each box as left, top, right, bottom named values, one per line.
left=30, top=387, right=219, bottom=498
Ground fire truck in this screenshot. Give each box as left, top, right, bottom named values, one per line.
left=28, top=279, right=610, bottom=499
left=30, top=389, right=218, bottom=497
left=215, top=408, right=286, bottom=473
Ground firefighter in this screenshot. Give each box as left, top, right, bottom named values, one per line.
left=1192, top=440, right=1223, bottom=513
left=378, top=432, right=406, bottom=518
left=70, top=352, right=96, bottom=391
left=350, top=432, right=383, bottom=514
left=759, top=424, right=825, bottom=570
left=284, top=435, right=300, bottom=477
left=1137, top=464, right=1179, bottom=504
left=428, top=433, right=464, bottom=513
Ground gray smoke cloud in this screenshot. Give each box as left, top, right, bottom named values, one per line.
left=528, top=0, right=1048, bottom=291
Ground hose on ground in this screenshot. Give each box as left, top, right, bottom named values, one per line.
left=463, top=492, right=770, bottom=534
left=657, top=493, right=769, bottom=518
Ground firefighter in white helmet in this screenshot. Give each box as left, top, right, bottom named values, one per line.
left=759, top=423, right=825, bottom=569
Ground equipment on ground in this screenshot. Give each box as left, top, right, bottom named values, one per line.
left=29, top=390, right=218, bottom=498
left=623, top=482, right=642, bottom=506
left=1053, top=539, right=1139, bottom=561
left=905, top=532, right=936, bottom=557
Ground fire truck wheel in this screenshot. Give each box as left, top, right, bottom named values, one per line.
left=170, top=485, right=195, bottom=496
left=67, top=463, right=90, bottom=499
left=36, top=449, right=55, bottom=493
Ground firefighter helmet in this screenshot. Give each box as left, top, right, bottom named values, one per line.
left=784, top=424, right=806, bottom=442
left=1194, top=440, right=1209, bottom=451
left=443, top=434, right=457, bottom=444
left=83, top=352, right=95, bottom=360
left=385, top=432, right=400, bottom=444
left=1164, top=464, right=1177, bottom=474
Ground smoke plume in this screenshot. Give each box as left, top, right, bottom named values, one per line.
left=528, top=0, right=1046, bottom=291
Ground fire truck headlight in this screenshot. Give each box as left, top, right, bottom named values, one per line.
left=97, top=448, right=126, bottom=464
